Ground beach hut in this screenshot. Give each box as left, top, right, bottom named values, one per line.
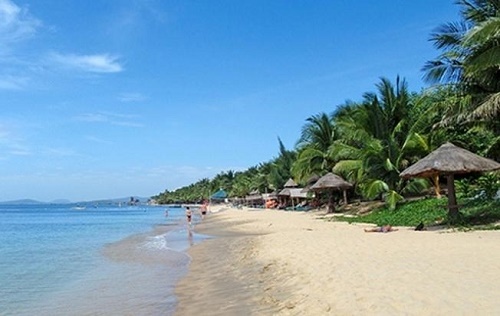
left=278, top=178, right=300, bottom=207
left=301, top=174, right=321, bottom=193
left=245, top=190, right=263, bottom=207
left=310, top=172, right=353, bottom=213
left=284, top=178, right=298, bottom=188
left=400, top=142, right=500, bottom=219
left=210, top=189, right=228, bottom=203
left=278, top=187, right=309, bottom=209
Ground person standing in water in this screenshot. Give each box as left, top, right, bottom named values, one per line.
left=185, top=207, right=192, bottom=225
left=200, top=201, right=208, bottom=219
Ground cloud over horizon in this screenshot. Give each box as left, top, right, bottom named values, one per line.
left=48, top=52, right=124, bottom=73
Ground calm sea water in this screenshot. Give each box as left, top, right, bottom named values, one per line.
left=0, top=204, right=208, bottom=316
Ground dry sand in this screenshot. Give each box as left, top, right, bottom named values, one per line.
left=174, top=207, right=500, bottom=315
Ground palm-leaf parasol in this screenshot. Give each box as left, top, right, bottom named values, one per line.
left=400, top=142, right=500, bottom=218
left=310, top=172, right=353, bottom=213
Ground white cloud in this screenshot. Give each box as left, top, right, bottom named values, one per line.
left=8, top=144, right=31, bottom=156
left=75, top=111, right=142, bottom=127
left=0, top=0, right=40, bottom=45
left=118, top=92, right=147, bottom=102
left=75, top=113, right=109, bottom=123
left=0, top=75, right=28, bottom=90
left=49, top=52, right=124, bottom=73
left=41, top=147, right=77, bottom=157
left=0, top=122, right=31, bottom=156
left=84, top=135, right=113, bottom=145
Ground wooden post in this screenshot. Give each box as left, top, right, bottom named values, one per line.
left=328, top=190, right=335, bottom=213
left=433, top=174, right=441, bottom=198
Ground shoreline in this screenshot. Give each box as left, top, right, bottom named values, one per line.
left=174, top=207, right=279, bottom=315
left=174, top=206, right=500, bottom=315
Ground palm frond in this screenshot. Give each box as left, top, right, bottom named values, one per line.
left=364, top=180, right=389, bottom=200
left=384, top=190, right=404, bottom=210
left=469, top=91, right=500, bottom=119
left=429, top=21, right=469, bottom=50
left=332, top=160, right=363, bottom=183
left=463, top=17, right=500, bottom=44
left=401, top=178, right=431, bottom=195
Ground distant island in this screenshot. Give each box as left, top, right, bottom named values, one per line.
left=0, top=196, right=151, bottom=205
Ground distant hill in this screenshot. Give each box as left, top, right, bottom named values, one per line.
left=84, top=196, right=151, bottom=204
left=51, top=199, right=72, bottom=204
left=0, top=199, right=44, bottom=205
left=0, top=196, right=151, bottom=205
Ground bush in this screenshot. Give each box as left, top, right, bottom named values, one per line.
left=334, top=198, right=447, bottom=226
left=334, top=197, right=500, bottom=229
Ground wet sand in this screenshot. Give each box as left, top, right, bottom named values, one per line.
left=174, top=207, right=500, bottom=315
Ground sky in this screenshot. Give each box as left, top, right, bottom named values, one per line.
left=0, top=0, right=460, bottom=202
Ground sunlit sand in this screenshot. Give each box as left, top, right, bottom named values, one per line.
left=175, top=206, right=500, bottom=315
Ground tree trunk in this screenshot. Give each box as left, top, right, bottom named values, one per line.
left=447, top=174, right=459, bottom=222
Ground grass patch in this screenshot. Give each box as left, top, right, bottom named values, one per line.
left=334, top=198, right=500, bottom=229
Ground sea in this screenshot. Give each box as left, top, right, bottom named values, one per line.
left=0, top=203, right=208, bottom=316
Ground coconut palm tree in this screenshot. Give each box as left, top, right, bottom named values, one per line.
left=423, top=0, right=500, bottom=124
left=268, top=138, right=296, bottom=190
left=230, top=173, right=252, bottom=198
left=330, top=77, right=431, bottom=209
left=292, top=112, right=339, bottom=182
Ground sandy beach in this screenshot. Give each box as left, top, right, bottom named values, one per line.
left=174, top=206, right=500, bottom=315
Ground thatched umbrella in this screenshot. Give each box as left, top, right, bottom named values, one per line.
left=310, top=172, right=353, bottom=213
left=284, top=178, right=298, bottom=188
left=400, top=142, right=500, bottom=218
left=301, top=174, right=321, bottom=193
left=277, top=178, right=298, bottom=207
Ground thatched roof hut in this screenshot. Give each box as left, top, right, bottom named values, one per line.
left=400, top=142, right=500, bottom=178
left=310, top=173, right=353, bottom=213
left=400, top=142, right=500, bottom=218
left=284, top=178, right=298, bottom=188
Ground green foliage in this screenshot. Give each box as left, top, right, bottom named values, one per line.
left=363, top=180, right=389, bottom=200
left=384, top=190, right=404, bottom=211
left=335, top=198, right=448, bottom=226
left=456, top=173, right=499, bottom=200
left=424, top=0, right=500, bottom=124
left=449, top=199, right=500, bottom=228
left=334, top=198, right=500, bottom=229
left=476, top=172, right=500, bottom=200
left=456, top=178, right=474, bottom=198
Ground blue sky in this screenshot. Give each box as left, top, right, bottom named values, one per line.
left=1, top=0, right=459, bottom=202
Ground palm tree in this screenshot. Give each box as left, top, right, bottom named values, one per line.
left=423, top=0, right=500, bottom=124
left=462, top=15, right=500, bottom=122
left=230, top=173, right=252, bottom=198
left=268, top=138, right=296, bottom=190
left=331, top=77, right=431, bottom=209
left=292, top=112, right=338, bottom=182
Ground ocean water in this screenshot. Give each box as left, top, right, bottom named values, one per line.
left=0, top=204, right=208, bottom=316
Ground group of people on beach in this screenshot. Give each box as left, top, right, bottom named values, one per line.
left=185, top=201, right=209, bottom=225
left=176, top=203, right=423, bottom=234
left=164, top=201, right=209, bottom=227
